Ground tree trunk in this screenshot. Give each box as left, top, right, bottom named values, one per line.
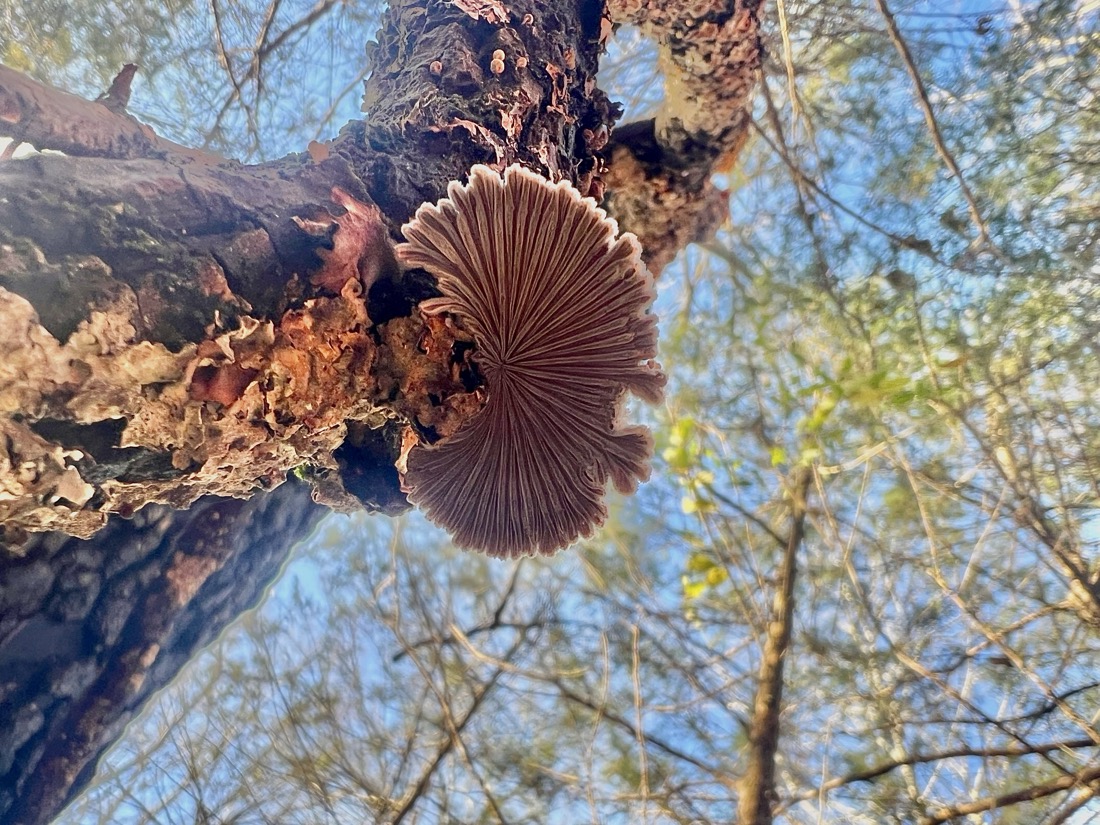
left=0, top=480, right=323, bottom=824
left=0, top=0, right=764, bottom=821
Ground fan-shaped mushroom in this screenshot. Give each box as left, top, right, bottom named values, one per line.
left=397, top=164, right=665, bottom=557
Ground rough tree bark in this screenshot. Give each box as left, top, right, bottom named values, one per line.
left=0, top=1, right=764, bottom=822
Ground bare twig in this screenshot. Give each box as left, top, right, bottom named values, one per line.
left=209, top=0, right=262, bottom=151
left=780, top=738, right=1098, bottom=810
left=387, top=645, right=516, bottom=825
left=873, top=0, right=996, bottom=253
left=392, top=563, right=528, bottom=662
left=920, top=765, right=1100, bottom=824
left=631, top=624, right=650, bottom=821
left=206, top=0, right=343, bottom=152
left=550, top=679, right=723, bottom=779
left=774, top=0, right=802, bottom=126
left=749, top=113, right=949, bottom=268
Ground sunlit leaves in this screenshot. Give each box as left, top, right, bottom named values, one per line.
left=681, top=552, right=728, bottom=601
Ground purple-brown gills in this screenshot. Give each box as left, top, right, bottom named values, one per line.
left=396, top=165, right=666, bottom=558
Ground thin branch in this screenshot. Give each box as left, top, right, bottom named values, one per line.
left=921, top=765, right=1100, bottom=824
left=703, top=482, right=787, bottom=548
left=392, top=564, right=528, bottom=662
left=631, top=623, right=650, bottom=821
left=209, top=0, right=262, bottom=151
left=551, top=680, right=723, bottom=779
left=312, top=64, right=372, bottom=141
left=387, top=655, right=511, bottom=825
left=891, top=645, right=1076, bottom=776
left=256, top=0, right=343, bottom=62
left=748, top=113, right=949, bottom=268
left=774, top=0, right=802, bottom=126
left=780, top=738, right=1098, bottom=810
left=206, top=0, right=343, bottom=147
left=250, top=0, right=284, bottom=102
left=1043, top=787, right=1100, bottom=825
left=873, top=0, right=996, bottom=252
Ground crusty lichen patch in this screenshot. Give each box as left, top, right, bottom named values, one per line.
left=0, top=417, right=104, bottom=541
left=603, top=144, right=731, bottom=273
left=0, top=190, right=482, bottom=548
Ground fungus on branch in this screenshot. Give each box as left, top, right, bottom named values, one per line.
left=397, top=164, right=666, bottom=558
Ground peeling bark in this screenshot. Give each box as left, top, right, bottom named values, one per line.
left=0, top=0, right=622, bottom=545
left=0, top=0, right=766, bottom=820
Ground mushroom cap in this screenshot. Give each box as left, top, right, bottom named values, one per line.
left=396, top=164, right=666, bottom=558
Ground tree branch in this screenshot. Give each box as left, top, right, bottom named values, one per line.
left=921, top=765, right=1100, bottom=824
left=873, top=0, right=995, bottom=252
left=0, top=65, right=206, bottom=160
left=737, top=465, right=813, bottom=825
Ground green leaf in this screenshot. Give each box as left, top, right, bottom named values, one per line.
left=682, top=576, right=707, bottom=600
left=686, top=552, right=716, bottom=574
